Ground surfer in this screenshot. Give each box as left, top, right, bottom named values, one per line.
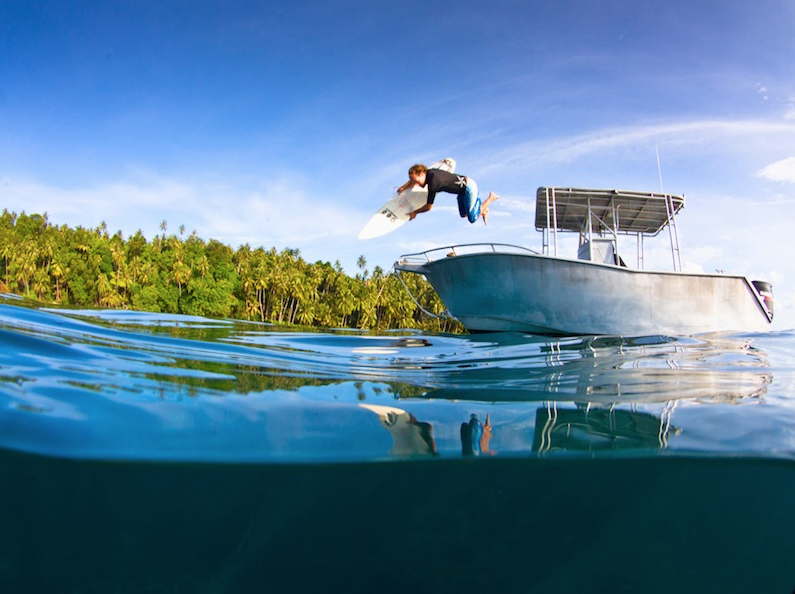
left=398, top=164, right=499, bottom=224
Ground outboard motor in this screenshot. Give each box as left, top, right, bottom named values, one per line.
left=751, top=280, right=774, bottom=320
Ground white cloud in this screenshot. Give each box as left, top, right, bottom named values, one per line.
left=756, top=157, right=795, bottom=183
left=0, top=173, right=358, bottom=248
left=478, top=119, right=795, bottom=176
left=2, top=175, right=193, bottom=229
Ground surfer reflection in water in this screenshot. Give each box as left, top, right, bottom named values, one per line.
left=360, top=404, right=437, bottom=457
left=398, top=163, right=500, bottom=224
left=360, top=405, right=495, bottom=458
left=461, top=413, right=493, bottom=456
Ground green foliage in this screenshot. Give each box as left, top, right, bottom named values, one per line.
left=0, top=210, right=464, bottom=333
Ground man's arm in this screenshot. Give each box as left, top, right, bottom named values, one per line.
left=397, top=179, right=415, bottom=193
left=409, top=202, right=433, bottom=220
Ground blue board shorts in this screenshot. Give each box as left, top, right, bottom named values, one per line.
left=457, top=178, right=482, bottom=223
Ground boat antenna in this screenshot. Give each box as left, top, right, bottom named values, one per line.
left=655, top=142, right=683, bottom=271
left=655, top=142, right=664, bottom=193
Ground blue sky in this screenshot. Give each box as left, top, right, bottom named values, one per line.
left=2, top=0, right=794, bottom=328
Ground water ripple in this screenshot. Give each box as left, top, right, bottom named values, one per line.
left=0, top=299, right=792, bottom=463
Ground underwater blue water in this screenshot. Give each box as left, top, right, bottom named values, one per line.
left=1, top=295, right=794, bottom=463
left=3, top=295, right=795, bottom=593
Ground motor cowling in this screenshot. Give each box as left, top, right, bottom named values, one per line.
left=751, top=280, right=774, bottom=320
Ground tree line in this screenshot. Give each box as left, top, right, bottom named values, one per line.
left=0, top=210, right=463, bottom=333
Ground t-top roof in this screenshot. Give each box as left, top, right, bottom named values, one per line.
left=535, top=187, right=685, bottom=236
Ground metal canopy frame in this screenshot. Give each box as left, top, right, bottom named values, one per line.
left=536, top=187, right=685, bottom=271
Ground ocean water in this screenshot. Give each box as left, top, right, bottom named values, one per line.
left=1, top=295, right=795, bottom=593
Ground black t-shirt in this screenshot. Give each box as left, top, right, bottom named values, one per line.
left=424, top=169, right=467, bottom=204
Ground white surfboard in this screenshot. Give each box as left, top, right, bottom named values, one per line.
left=358, top=159, right=456, bottom=240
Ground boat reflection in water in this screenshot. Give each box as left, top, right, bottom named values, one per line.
left=410, top=333, right=771, bottom=463
left=532, top=402, right=680, bottom=454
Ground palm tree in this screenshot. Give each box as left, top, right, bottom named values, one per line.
left=196, top=255, right=210, bottom=278
left=15, top=242, right=38, bottom=294
left=32, top=268, right=51, bottom=301
left=172, top=259, right=192, bottom=300
left=50, top=258, right=65, bottom=301
left=0, top=240, right=17, bottom=286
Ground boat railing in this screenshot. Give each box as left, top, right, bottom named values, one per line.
left=397, top=243, right=539, bottom=266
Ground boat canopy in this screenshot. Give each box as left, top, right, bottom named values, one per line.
left=535, top=187, right=685, bottom=236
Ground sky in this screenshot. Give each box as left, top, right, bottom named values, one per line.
left=1, top=0, right=794, bottom=329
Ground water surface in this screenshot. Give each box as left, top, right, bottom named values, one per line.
left=1, top=298, right=792, bottom=463
left=2, top=297, right=794, bottom=593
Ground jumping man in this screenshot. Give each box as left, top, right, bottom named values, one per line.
left=397, top=164, right=499, bottom=224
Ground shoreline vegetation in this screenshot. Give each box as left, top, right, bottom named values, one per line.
left=0, top=211, right=463, bottom=333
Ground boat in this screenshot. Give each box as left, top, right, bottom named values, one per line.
left=394, top=187, right=774, bottom=336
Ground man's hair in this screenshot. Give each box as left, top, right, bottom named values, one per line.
left=408, top=164, right=427, bottom=176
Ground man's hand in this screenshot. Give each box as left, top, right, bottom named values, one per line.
left=409, top=203, right=432, bottom=221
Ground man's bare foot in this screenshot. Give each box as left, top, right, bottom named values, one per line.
left=480, top=192, right=500, bottom=224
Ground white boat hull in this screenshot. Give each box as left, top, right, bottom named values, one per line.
left=396, top=251, right=772, bottom=336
